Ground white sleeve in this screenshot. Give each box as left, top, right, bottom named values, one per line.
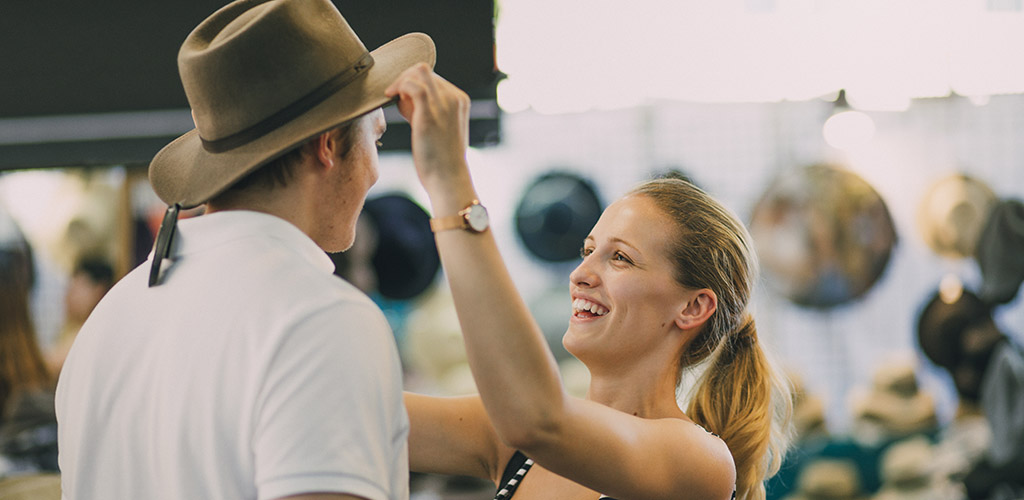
left=252, top=299, right=408, bottom=500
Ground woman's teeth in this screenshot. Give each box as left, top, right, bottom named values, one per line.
left=572, top=298, right=608, bottom=316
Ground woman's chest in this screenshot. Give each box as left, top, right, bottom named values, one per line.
left=509, top=464, right=611, bottom=500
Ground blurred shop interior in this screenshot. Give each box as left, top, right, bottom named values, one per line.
left=2, top=1, right=1024, bottom=499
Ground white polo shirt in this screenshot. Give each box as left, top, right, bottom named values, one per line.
left=56, top=210, right=409, bottom=500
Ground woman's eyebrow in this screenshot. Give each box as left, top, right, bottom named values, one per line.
left=608, top=237, right=641, bottom=254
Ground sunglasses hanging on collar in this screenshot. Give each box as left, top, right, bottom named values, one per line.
left=148, top=204, right=180, bottom=287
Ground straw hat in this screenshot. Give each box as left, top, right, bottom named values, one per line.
left=916, top=173, right=996, bottom=259
left=788, top=459, right=864, bottom=500
left=850, top=359, right=937, bottom=439
left=878, top=436, right=934, bottom=488
left=148, top=0, right=435, bottom=208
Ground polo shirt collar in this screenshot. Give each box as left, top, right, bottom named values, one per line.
left=171, top=210, right=335, bottom=274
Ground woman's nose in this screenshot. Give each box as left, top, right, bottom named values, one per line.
left=570, top=257, right=599, bottom=288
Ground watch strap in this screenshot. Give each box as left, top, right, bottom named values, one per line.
left=430, top=200, right=482, bottom=233
left=429, top=213, right=467, bottom=232
left=428, top=199, right=483, bottom=233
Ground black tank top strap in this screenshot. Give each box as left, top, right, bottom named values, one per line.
left=494, top=450, right=535, bottom=499
left=492, top=443, right=731, bottom=500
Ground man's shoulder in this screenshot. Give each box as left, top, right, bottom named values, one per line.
left=106, top=243, right=374, bottom=326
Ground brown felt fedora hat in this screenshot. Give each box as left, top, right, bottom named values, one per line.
left=149, top=0, right=435, bottom=209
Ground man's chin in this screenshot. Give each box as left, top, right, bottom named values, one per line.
left=320, top=235, right=355, bottom=254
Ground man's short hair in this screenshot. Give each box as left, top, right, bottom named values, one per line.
left=225, top=120, right=359, bottom=192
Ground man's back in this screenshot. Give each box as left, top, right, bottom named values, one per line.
left=56, top=211, right=409, bottom=500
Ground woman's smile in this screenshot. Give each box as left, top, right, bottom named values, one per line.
left=571, top=296, right=610, bottom=321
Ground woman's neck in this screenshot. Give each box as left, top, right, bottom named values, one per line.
left=585, top=365, right=685, bottom=420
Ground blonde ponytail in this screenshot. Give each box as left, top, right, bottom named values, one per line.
left=687, top=316, right=793, bottom=500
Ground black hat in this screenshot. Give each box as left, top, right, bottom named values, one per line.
left=515, top=172, right=603, bottom=262
left=916, top=287, right=990, bottom=370
left=364, top=194, right=440, bottom=300
left=332, top=193, right=440, bottom=300
left=975, top=199, right=1024, bottom=304
left=916, top=285, right=1007, bottom=402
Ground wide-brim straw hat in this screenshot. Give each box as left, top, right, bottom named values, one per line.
left=916, top=173, right=996, bottom=259
left=794, top=459, right=864, bottom=499
left=850, top=359, right=938, bottom=436
left=149, top=0, right=435, bottom=209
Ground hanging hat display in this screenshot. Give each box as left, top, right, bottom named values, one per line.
left=329, top=193, right=440, bottom=301
left=916, top=173, right=997, bottom=259
left=515, top=171, right=603, bottom=262
left=362, top=193, right=441, bottom=301
left=916, top=285, right=1007, bottom=403
left=974, top=199, right=1024, bottom=304
left=916, top=286, right=991, bottom=372
left=749, top=164, right=897, bottom=309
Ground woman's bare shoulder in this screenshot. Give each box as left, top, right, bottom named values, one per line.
left=653, top=416, right=736, bottom=497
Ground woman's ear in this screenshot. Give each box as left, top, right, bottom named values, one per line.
left=675, top=288, right=717, bottom=331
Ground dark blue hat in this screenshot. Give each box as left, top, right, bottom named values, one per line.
left=331, top=193, right=440, bottom=301
left=515, top=172, right=603, bottom=262
left=362, top=194, right=440, bottom=300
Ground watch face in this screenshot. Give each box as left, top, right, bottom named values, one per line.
left=466, top=204, right=489, bottom=232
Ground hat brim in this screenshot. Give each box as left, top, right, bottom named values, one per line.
left=150, top=33, right=435, bottom=208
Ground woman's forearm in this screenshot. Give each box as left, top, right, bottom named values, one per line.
left=425, top=177, right=568, bottom=447
left=385, top=64, right=571, bottom=449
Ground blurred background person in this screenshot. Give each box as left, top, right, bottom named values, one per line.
left=45, top=256, right=114, bottom=377
left=0, top=208, right=59, bottom=485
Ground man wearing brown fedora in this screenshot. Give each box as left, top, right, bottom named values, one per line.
left=54, top=0, right=439, bottom=498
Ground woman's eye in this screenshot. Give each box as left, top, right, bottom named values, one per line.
left=613, top=251, right=632, bottom=264
left=580, top=247, right=593, bottom=258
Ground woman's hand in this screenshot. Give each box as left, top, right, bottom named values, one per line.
left=385, top=63, right=472, bottom=196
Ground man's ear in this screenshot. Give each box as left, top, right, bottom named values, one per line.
left=675, top=288, right=717, bottom=331
left=314, top=130, right=338, bottom=170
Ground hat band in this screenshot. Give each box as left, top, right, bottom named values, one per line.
left=200, top=52, right=375, bottom=153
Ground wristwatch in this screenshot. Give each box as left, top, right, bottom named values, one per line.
left=430, top=200, right=489, bottom=233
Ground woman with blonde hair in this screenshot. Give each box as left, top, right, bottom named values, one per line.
left=388, top=66, right=793, bottom=500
